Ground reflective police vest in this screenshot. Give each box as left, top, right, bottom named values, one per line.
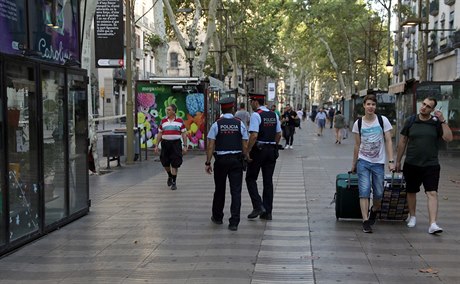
left=257, top=110, right=277, bottom=143
left=215, top=118, right=242, bottom=151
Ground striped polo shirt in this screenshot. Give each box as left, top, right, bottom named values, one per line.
left=158, top=116, right=186, bottom=140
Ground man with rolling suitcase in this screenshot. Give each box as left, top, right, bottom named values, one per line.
left=351, top=95, right=395, bottom=233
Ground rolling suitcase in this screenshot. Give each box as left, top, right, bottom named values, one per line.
left=379, top=173, right=409, bottom=221
left=335, top=172, right=362, bottom=220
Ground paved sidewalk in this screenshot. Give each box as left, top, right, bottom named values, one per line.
left=0, top=119, right=459, bottom=283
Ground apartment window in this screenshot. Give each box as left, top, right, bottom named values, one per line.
left=170, top=52, right=178, bottom=68
left=137, top=34, right=141, bottom=48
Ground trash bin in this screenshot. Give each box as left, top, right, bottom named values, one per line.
left=102, top=134, right=124, bottom=168
left=112, top=128, right=140, bottom=162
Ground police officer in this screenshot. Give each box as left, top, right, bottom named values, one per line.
left=246, top=93, right=282, bottom=221
left=205, top=97, right=249, bottom=231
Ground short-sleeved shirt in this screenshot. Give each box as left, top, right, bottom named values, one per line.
left=400, top=115, right=442, bottom=167
left=158, top=116, right=186, bottom=140
left=334, top=114, right=345, bottom=129
left=234, top=109, right=250, bottom=128
left=315, top=111, right=327, bottom=121
left=352, top=115, right=392, bottom=164
left=207, top=113, right=249, bottom=155
left=248, top=106, right=282, bottom=143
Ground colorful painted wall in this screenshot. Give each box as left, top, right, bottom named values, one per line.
left=136, top=83, right=206, bottom=150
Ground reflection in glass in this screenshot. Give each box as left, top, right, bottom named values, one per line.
left=0, top=91, right=4, bottom=245
left=6, top=62, right=39, bottom=240
left=42, top=69, right=66, bottom=225
left=68, top=74, right=88, bottom=214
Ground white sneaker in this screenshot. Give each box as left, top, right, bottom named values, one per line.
left=428, top=222, right=443, bottom=234
left=407, top=216, right=416, bottom=228
left=284, top=145, right=289, bottom=149
left=289, top=145, right=293, bottom=149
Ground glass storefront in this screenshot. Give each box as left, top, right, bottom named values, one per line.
left=6, top=61, right=40, bottom=241
left=0, top=55, right=89, bottom=256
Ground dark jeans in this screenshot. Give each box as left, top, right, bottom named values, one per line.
left=283, top=126, right=295, bottom=146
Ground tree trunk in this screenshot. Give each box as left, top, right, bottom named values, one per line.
left=319, top=37, right=347, bottom=93
left=154, top=0, right=167, bottom=76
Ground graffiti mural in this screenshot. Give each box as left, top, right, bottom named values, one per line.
left=136, top=83, right=205, bottom=150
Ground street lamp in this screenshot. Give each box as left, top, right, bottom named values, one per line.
left=354, top=80, right=359, bottom=95
left=185, top=41, right=196, bottom=77
left=385, top=60, right=393, bottom=87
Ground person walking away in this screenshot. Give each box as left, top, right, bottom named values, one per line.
left=302, top=107, right=307, bottom=122
left=205, top=97, right=249, bottom=231
left=246, top=93, right=282, bottom=221
left=333, top=111, right=345, bottom=144
left=296, top=108, right=304, bottom=129
left=328, top=107, right=335, bottom=128
left=154, top=104, right=188, bottom=190
left=351, top=95, right=395, bottom=233
left=395, top=97, right=452, bottom=234
left=315, top=108, right=327, bottom=136
left=281, top=104, right=298, bottom=149
left=234, top=102, right=250, bottom=128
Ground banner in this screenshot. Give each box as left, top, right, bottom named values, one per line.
left=267, top=82, right=276, bottom=101
left=94, top=0, right=124, bottom=68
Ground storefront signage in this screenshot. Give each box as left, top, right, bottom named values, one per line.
left=29, top=0, right=80, bottom=64
left=94, top=0, right=124, bottom=68
left=0, top=0, right=27, bottom=55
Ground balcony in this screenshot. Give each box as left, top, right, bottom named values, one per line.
left=403, top=58, right=415, bottom=70
left=444, top=0, right=455, bottom=5
left=439, top=36, right=454, bottom=53
left=452, top=30, right=460, bottom=48
left=427, top=43, right=438, bottom=59
left=430, top=0, right=439, bottom=16
left=439, top=37, right=448, bottom=47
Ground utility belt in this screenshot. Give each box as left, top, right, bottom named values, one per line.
left=213, top=152, right=243, bottom=160
left=255, top=142, right=276, bottom=150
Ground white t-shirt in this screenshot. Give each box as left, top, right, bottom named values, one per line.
left=352, top=115, right=392, bottom=164
left=296, top=110, right=303, bottom=119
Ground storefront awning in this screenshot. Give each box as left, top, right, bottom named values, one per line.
left=389, top=82, right=406, bottom=94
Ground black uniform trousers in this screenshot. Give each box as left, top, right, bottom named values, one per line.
left=212, top=154, right=243, bottom=226
left=246, top=145, right=277, bottom=213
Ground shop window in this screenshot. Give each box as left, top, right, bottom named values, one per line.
left=5, top=61, right=39, bottom=241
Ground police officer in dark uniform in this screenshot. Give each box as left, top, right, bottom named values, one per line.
left=205, top=97, right=249, bottom=231
left=246, top=93, right=282, bottom=221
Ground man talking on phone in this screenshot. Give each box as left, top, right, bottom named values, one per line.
left=396, top=97, right=453, bottom=234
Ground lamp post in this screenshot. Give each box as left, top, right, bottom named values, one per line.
left=354, top=80, right=359, bottom=95
left=385, top=60, right=393, bottom=88
left=185, top=41, right=196, bottom=77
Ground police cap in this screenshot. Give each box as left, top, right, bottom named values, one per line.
left=218, top=96, right=236, bottom=109
left=249, top=93, right=266, bottom=101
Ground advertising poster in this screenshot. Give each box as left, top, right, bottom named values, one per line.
left=94, top=0, right=124, bottom=68
left=136, top=83, right=205, bottom=150
left=0, top=0, right=27, bottom=55
left=28, top=0, right=80, bottom=64
left=268, top=82, right=276, bottom=101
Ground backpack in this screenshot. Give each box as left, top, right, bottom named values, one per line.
left=357, top=114, right=384, bottom=136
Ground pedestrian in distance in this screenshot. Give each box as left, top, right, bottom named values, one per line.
left=314, top=108, right=327, bottom=136
left=246, top=93, right=282, bottom=221
left=154, top=104, right=188, bottom=190
left=328, top=107, right=335, bottom=128
left=234, top=102, right=250, bottom=129
left=333, top=110, right=345, bottom=144
left=395, top=97, right=453, bottom=234
left=351, top=95, right=395, bottom=233
left=205, top=97, right=249, bottom=231
left=296, top=108, right=304, bottom=129
left=281, top=104, right=298, bottom=149
left=271, top=104, right=281, bottom=120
